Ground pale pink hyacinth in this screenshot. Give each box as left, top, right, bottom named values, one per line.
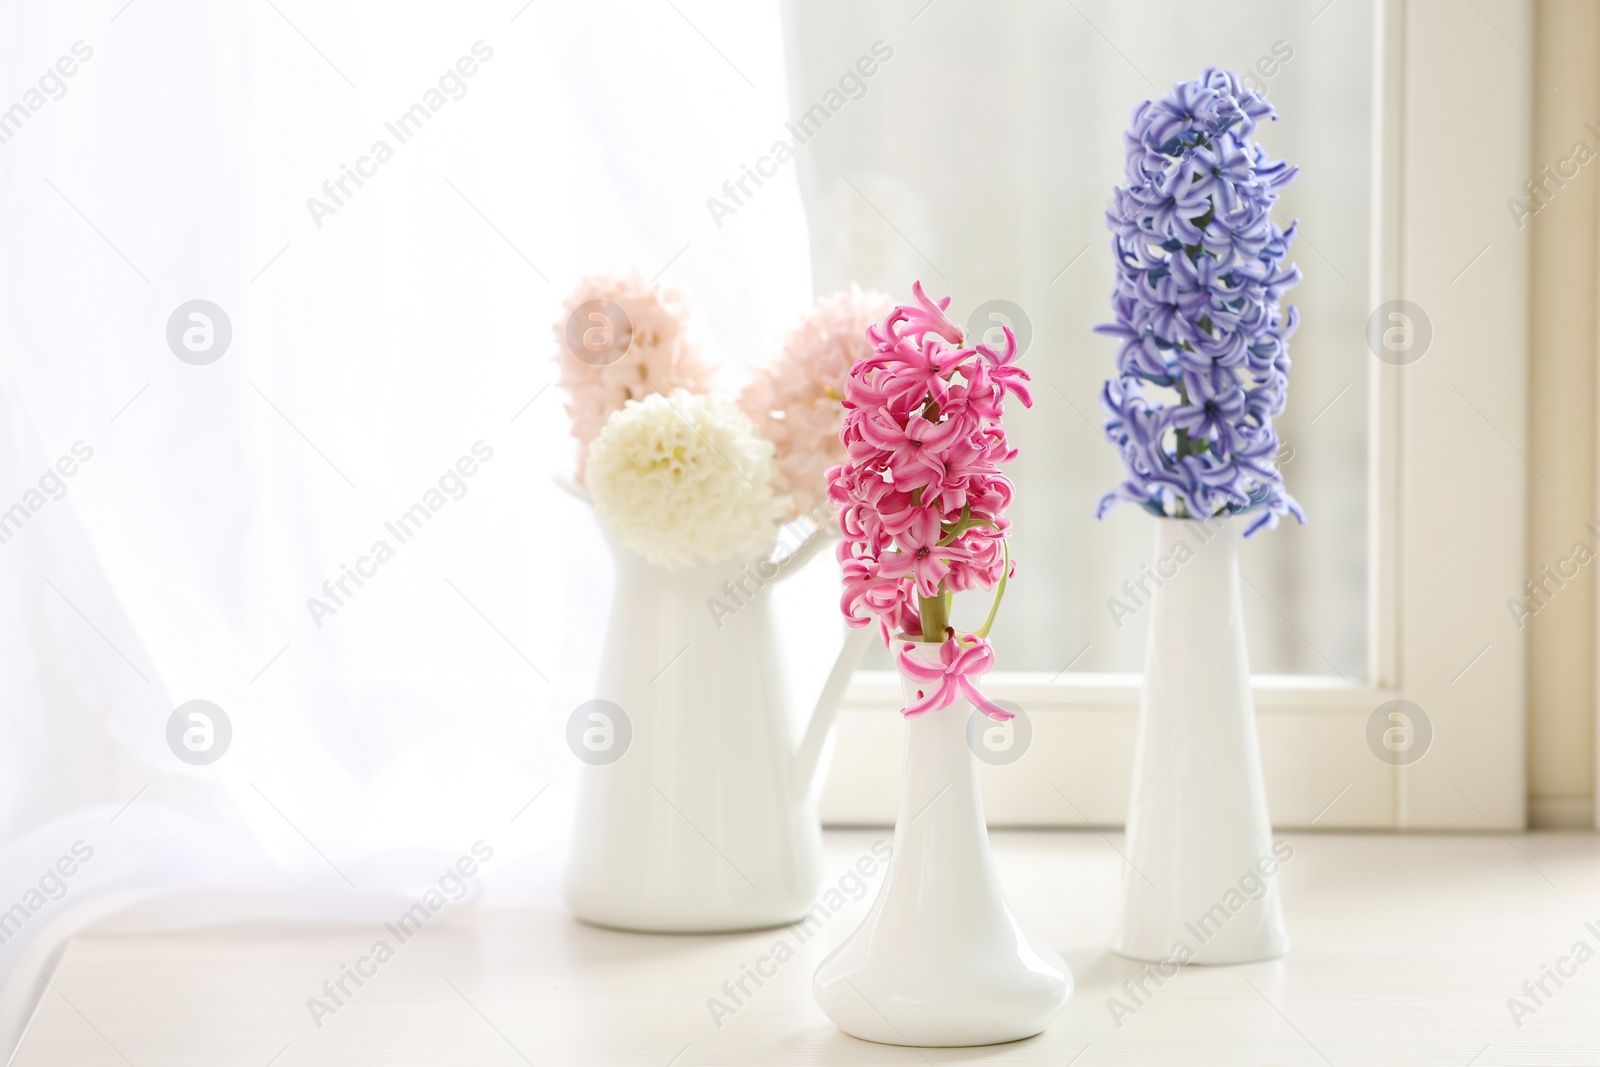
left=555, top=272, right=717, bottom=482
left=740, top=286, right=894, bottom=519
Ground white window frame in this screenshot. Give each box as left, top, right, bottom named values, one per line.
left=820, top=0, right=1531, bottom=830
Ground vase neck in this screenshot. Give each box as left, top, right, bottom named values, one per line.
left=894, top=703, right=985, bottom=840
left=872, top=699, right=1016, bottom=944
left=1155, top=513, right=1234, bottom=555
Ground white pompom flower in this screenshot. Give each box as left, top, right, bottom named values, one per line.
left=586, top=390, right=787, bottom=571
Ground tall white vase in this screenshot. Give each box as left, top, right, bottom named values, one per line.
left=1113, top=517, right=1289, bottom=964
left=812, top=643, right=1072, bottom=1047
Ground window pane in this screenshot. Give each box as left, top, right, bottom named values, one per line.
left=786, top=0, right=1371, bottom=679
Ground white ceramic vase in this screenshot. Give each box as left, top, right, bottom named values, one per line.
left=812, top=642, right=1072, bottom=1047
left=564, top=531, right=871, bottom=934
left=1113, top=516, right=1290, bottom=964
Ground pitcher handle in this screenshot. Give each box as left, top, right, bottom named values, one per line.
left=794, top=624, right=874, bottom=800
left=553, top=474, right=590, bottom=504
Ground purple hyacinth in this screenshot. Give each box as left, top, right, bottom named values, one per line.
left=1095, top=68, right=1306, bottom=537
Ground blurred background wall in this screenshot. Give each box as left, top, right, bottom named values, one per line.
left=784, top=0, right=1373, bottom=681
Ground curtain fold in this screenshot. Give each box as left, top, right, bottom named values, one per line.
left=0, top=1, right=810, bottom=1057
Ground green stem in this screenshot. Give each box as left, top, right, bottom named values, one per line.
left=973, top=540, right=1011, bottom=640
left=917, top=591, right=952, bottom=643
left=938, top=506, right=999, bottom=547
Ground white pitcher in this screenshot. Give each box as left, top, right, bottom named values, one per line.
left=564, top=525, right=871, bottom=933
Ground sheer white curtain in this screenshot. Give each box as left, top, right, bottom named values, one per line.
left=0, top=0, right=810, bottom=1054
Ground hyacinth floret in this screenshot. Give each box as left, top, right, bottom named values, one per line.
left=1095, top=67, right=1306, bottom=536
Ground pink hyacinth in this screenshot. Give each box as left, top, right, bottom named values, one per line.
left=826, top=282, right=1032, bottom=720
left=897, top=638, right=1011, bottom=720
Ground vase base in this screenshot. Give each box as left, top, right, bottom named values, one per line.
left=569, top=912, right=802, bottom=935
left=813, top=928, right=1072, bottom=1047
left=813, top=978, right=1071, bottom=1047
left=1112, top=933, right=1290, bottom=966
left=564, top=886, right=818, bottom=935
left=827, top=1020, right=1051, bottom=1048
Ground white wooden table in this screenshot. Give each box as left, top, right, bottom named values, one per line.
left=15, top=831, right=1600, bottom=1065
